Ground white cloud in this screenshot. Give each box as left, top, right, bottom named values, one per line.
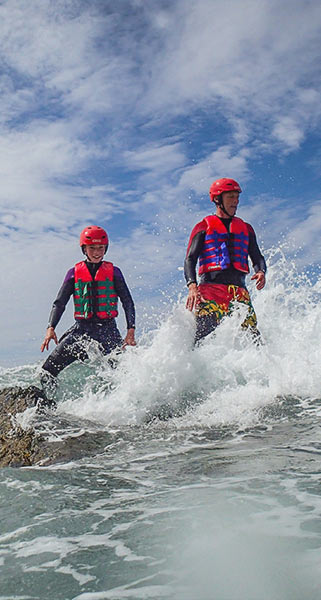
left=124, top=142, right=187, bottom=175
left=1, top=0, right=320, bottom=154
left=284, top=200, right=321, bottom=265
left=239, top=194, right=321, bottom=269
left=139, top=0, right=321, bottom=152
left=272, top=117, right=305, bottom=152
left=0, top=122, right=89, bottom=184
left=0, top=121, right=125, bottom=235
left=179, top=146, right=250, bottom=194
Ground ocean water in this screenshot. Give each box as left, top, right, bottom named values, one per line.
left=1, top=250, right=321, bottom=600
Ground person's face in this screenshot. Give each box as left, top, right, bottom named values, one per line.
left=85, top=244, right=106, bottom=263
left=220, top=191, right=240, bottom=216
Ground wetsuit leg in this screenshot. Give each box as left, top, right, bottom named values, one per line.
left=40, top=326, right=89, bottom=399
left=41, top=324, right=89, bottom=378
left=88, top=319, right=123, bottom=368
left=97, top=320, right=123, bottom=355
left=195, top=313, right=219, bottom=344
left=41, top=320, right=123, bottom=399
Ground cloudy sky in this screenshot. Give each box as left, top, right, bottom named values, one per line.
left=1, top=0, right=321, bottom=365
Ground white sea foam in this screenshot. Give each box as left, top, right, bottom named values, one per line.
left=1, top=248, right=321, bottom=430
left=52, top=248, right=321, bottom=429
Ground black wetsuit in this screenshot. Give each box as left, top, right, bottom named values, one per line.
left=42, top=261, right=135, bottom=379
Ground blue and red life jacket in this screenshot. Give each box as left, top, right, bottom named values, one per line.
left=198, top=215, right=249, bottom=275
left=73, top=261, right=118, bottom=320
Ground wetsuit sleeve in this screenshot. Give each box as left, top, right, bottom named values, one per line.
left=47, top=268, right=75, bottom=328
left=247, top=224, right=267, bottom=273
left=113, top=267, right=135, bottom=329
left=184, top=221, right=206, bottom=286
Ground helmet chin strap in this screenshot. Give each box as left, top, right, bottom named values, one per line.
left=216, top=195, right=234, bottom=218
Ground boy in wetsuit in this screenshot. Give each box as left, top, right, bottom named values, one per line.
left=184, top=178, right=266, bottom=343
left=40, top=225, right=136, bottom=396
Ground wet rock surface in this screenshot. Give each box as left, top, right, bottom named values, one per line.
left=0, top=386, right=48, bottom=467
left=0, top=386, right=109, bottom=467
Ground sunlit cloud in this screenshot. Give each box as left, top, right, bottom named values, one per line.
left=179, top=146, right=250, bottom=195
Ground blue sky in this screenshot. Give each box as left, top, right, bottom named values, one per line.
left=1, top=0, right=321, bottom=365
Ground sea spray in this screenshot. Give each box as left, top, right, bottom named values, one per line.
left=1, top=247, right=321, bottom=431
left=53, top=264, right=321, bottom=431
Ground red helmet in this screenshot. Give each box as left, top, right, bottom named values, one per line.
left=209, top=178, right=242, bottom=201
left=80, top=226, right=109, bottom=247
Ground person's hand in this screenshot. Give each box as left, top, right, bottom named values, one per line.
left=41, top=327, right=58, bottom=352
left=185, top=283, right=203, bottom=311
left=122, top=328, right=136, bottom=349
left=251, top=271, right=266, bottom=290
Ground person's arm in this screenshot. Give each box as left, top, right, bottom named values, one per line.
left=184, top=223, right=206, bottom=311
left=184, top=225, right=206, bottom=285
left=113, top=268, right=136, bottom=347
left=247, top=224, right=266, bottom=290
left=40, top=269, right=74, bottom=352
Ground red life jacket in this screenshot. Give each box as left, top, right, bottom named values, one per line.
left=198, top=215, right=249, bottom=275
left=73, top=261, right=118, bottom=320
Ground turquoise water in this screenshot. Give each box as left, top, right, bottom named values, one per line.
left=1, top=255, right=321, bottom=599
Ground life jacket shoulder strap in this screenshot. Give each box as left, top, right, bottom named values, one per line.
left=203, top=215, right=227, bottom=233
left=229, top=217, right=249, bottom=235
left=204, top=215, right=248, bottom=235
left=96, top=261, right=113, bottom=281
left=74, top=260, right=91, bottom=281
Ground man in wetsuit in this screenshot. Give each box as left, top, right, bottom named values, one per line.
left=184, top=178, right=266, bottom=343
left=40, top=225, right=136, bottom=396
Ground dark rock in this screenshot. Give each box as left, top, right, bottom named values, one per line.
left=0, top=385, right=111, bottom=468
left=0, top=386, right=50, bottom=467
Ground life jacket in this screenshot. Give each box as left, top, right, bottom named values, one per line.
left=73, top=261, right=118, bottom=320
left=198, top=215, right=249, bottom=275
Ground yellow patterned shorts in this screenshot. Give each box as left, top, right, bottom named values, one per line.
left=196, top=283, right=259, bottom=332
